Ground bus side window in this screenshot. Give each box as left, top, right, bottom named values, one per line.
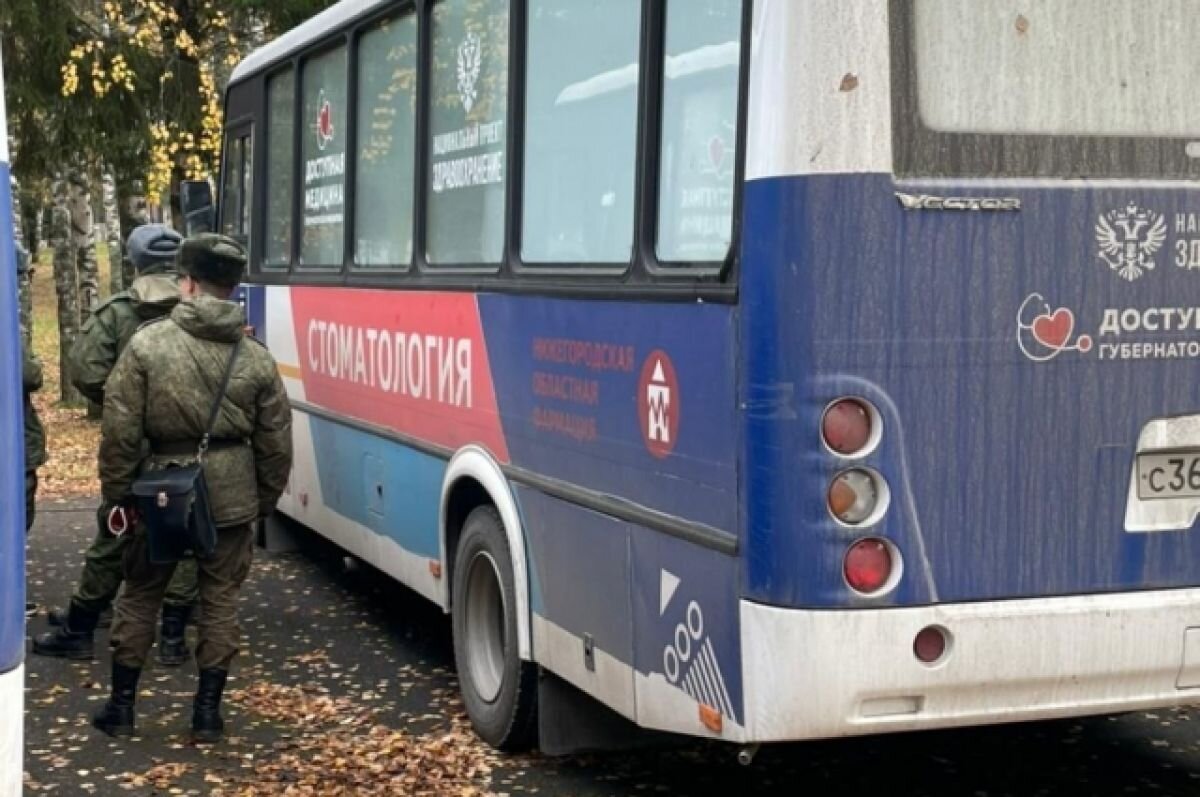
left=220, top=130, right=252, bottom=243
left=354, top=14, right=418, bottom=269
left=264, top=69, right=295, bottom=269
left=426, top=0, right=510, bottom=266
left=521, top=0, right=641, bottom=266
left=300, top=45, right=349, bottom=269
left=656, top=0, right=742, bottom=265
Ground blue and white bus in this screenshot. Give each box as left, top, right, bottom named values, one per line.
left=0, top=42, right=27, bottom=793
left=209, top=0, right=1200, bottom=752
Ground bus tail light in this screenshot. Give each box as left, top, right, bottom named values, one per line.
left=914, top=625, right=949, bottom=665
left=822, top=398, right=874, bottom=456
left=844, top=538, right=892, bottom=594
left=828, top=469, right=880, bottom=525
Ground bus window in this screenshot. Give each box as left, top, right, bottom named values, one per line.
left=656, top=0, right=742, bottom=264
left=242, top=135, right=253, bottom=236
left=914, top=0, right=1200, bottom=139
left=427, top=0, right=509, bottom=266
left=264, top=69, right=295, bottom=268
left=301, top=45, right=348, bottom=269
left=896, top=0, right=1200, bottom=178
left=521, top=0, right=640, bottom=265
left=354, top=14, right=418, bottom=269
left=220, top=129, right=252, bottom=242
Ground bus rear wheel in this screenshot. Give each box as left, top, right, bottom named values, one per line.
left=451, top=506, right=537, bottom=751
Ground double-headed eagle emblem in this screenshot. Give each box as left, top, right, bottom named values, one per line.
left=1095, top=203, right=1167, bottom=282
left=457, top=32, right=483, bottom=114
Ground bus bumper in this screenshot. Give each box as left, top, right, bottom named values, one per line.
left=739, top=588, right=1200, bottom=742
left=0, top=664, right=22, bottom=797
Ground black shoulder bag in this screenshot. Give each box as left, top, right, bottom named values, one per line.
left=131, top=339, right=242, bottom=564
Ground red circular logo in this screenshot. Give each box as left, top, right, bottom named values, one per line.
left=316, top=92, right=335, bottom=150
left=638, top=350, right=680, bottom=459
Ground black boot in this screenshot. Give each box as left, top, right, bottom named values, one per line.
left=92, top=661, right=140, bottom=738
left=49, top=606, right=112, bottom=629
left=191, top=668, right=228, bottom=744
left=156, top=604, right=191, bottom=667
left=32, top=604, right=98, bottom=660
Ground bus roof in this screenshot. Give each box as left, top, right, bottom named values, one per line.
left=229, top=0, right=388, bottom=85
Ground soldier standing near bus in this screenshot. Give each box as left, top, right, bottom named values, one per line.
left=91, top=234, right=292, bottom=743
left=20, top=245, right=47, bottom=617
left=20, top=246, right=45, bottom=531
left=33, top=225, right=199, bottom=664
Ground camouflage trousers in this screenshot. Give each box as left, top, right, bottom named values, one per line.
left=71, top=504, right=198, bottom=616
left=24, top=471, right=37, bottom=533
left=112, top=523, right=255, bottom=670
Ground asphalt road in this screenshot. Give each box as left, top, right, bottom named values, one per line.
left=22, top=500, right=1200, bottom=796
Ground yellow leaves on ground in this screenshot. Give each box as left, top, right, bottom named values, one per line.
left=221, top=681, right=499, bottom=796
left=122, top=762, right=194, bottom=791
left=229, top=682, right=364, bottom=728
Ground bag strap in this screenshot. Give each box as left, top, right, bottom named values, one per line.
left=198, top=339, right=243, bottom=462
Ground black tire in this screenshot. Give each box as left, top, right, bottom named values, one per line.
left=451, top=505, right=538, bottom=751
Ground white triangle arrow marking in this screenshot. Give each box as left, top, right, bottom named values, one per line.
left=660, top=569, right=680, bottom=616
left=652, top=361, right=666, bottom=384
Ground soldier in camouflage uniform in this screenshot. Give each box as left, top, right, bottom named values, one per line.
left=22, top=345, right=46, bottom=533
left=21, top=247, right=46, bottom=534
left=22, top=360, right=45, bottom=525
left=23, top=318, right=46, bottom=617
left=92, top=234, right=292, bottom=743
left=21, top=244, right=47, bottom=616
left=33, top=225, right=199, bottom=665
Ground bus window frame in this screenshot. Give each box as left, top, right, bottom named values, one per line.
left=421, top=0, right=507, bottom=274
left=295, top=36, right=352, bottom=275
left=510, top=0, right=639, bottom=277
left=889, top=0, right=1200, bottom=180
left=257, top=64, right=297, bottom=273
left=237, top=0, right=748, bottom=303
left=347, top=10, right=419, bottom=276
left=218, top=119, right=254, bottom=249
left=642, top=0, right=750, bottom=278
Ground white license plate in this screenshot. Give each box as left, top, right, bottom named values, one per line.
left=1137, top=451, right=1200, bottom=500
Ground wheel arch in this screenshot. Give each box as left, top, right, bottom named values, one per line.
left=440, top=445, right=532, bottom=661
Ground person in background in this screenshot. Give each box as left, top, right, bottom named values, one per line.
left=33, top=224, right=199, bottom=664
left=91, top=234, right=292, bottom=743
left=20, top=245, right=46, bottom=617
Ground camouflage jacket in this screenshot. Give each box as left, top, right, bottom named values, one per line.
left=69, top=272, right=180, bottom=405
left=23, top=348, right=47, bottom=471
left=100, top=295, right=293, bottom=527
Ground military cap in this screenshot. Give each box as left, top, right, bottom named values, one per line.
left=127, top=224, right=183, bottom=273
left=178, top=233, right=247, bottom=288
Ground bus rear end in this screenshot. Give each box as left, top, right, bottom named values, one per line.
left=0, top=44, right=26, bottom=795
left=738, top=0, right=1200, bottom=741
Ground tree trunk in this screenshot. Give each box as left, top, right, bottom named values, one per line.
left=9, top=175, right=25, bottom=251
left=51, top=175, right=83, bottom=405
left=68, top=168, right=100, bottom=323
left=68, top=169, right=102, bottom=417
left=116, top=173, right=150, bottom=289
left=101, top=168, right=124, bottom=295
left=33, top=204, right=45, bottom=257
left=18, top=184, right=42, bottom=257
left=10, top=176, right=32, bottom=353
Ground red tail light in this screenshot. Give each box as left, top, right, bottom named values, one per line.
left=843, top=538, right=892, bottom=594
left=822, top=399, right=873, bottom=456
left=914, top=625, right=948, bottom=664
